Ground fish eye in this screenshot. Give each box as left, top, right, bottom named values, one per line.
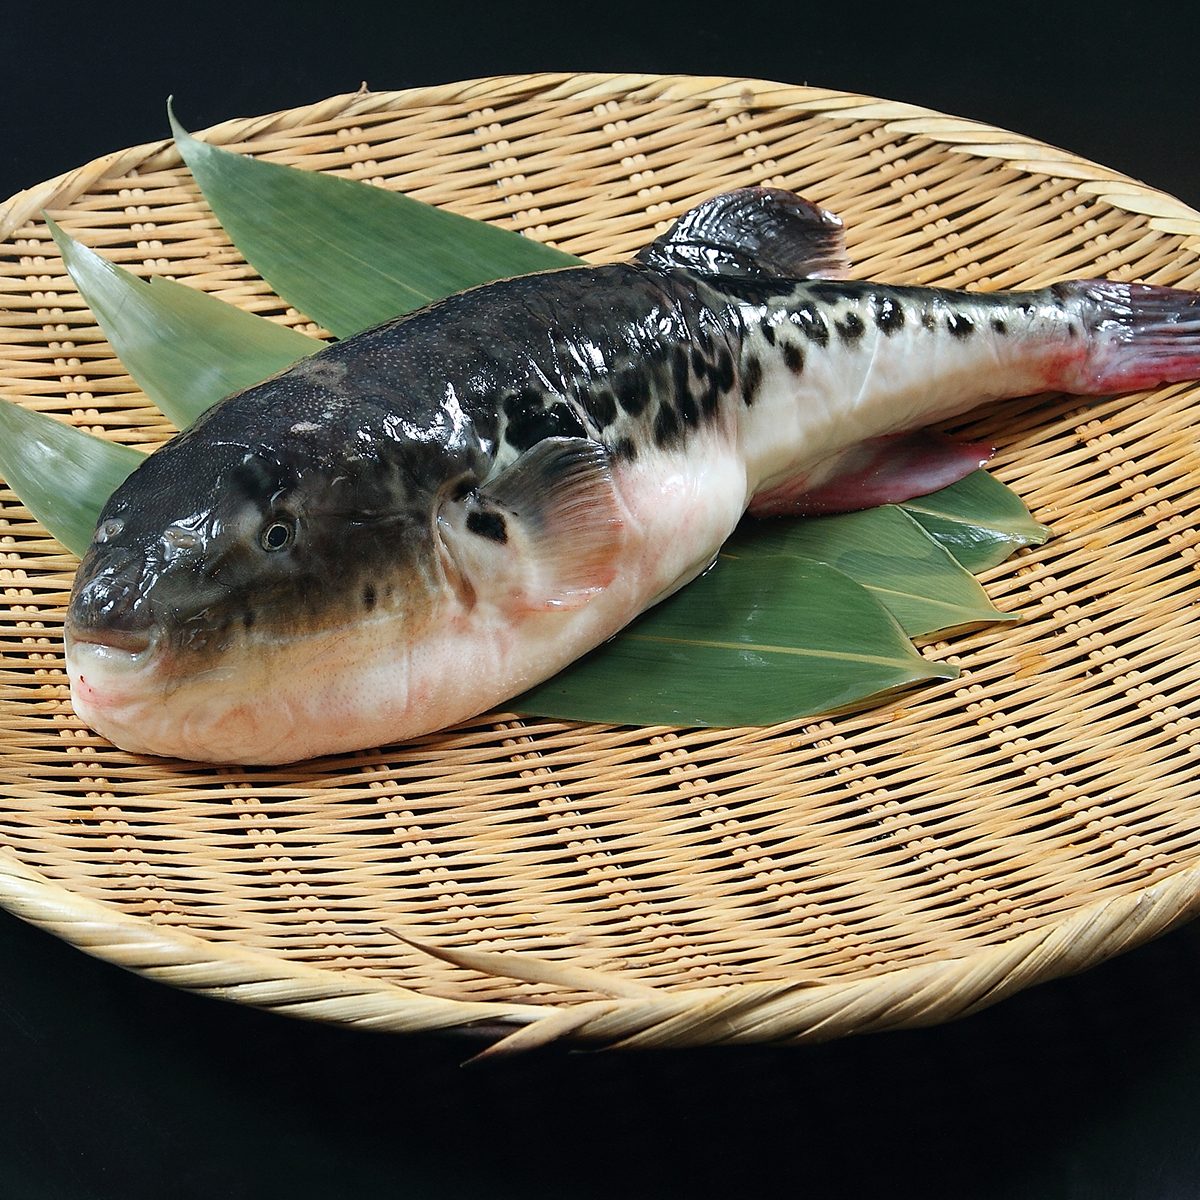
left=260, top=518, right=296, bottom=552
left=96, top=517, right=124, bottom=544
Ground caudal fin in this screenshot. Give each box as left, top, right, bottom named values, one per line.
left=1056, top=280, right=1200, bottom=393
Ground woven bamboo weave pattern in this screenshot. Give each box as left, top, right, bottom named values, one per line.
left=2, top=73, right=1200, bottom=1050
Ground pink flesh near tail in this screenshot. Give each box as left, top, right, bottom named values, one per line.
left=1050, top=280, right=1200, bottom=393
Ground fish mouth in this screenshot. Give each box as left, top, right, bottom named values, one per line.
left=64, top=621, right=160, bottom=670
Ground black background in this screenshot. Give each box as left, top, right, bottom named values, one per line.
left=4, top=3, right=1200, bottom=1196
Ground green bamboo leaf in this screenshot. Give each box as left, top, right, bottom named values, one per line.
left=513, top=556, right=958, bottom=726
left=47, top=219, right=316, bottom=429
left=170, top=107, right=582, bottom=338
left=0, top=400, right=143, bottom=556
left=900, top=470, right=1049, bottom=573
left=724, top=505, right=1015, bottom=637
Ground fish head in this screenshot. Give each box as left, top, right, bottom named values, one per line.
left=64, top=399, right=460, bottom=763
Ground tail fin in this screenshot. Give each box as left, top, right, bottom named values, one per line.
left=1056, top=280, right=1200, bottom=393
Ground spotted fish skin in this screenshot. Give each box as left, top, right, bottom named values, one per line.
left=64, top=188, right=1200, bottom=763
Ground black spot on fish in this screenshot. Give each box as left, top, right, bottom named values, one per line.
left=451, top=478, right=474, bottom=501
left=583, top=387, right=618, bottom=429
left=504, top=391, right=587, bottom=451
left=782, top=342, right=804, bottom=374
left=242, top=609, right=256, bottom=630
left=761, top=321, right=777, bottom=347
left=654, top=403, right=681, bottom=447
left=672, top=345, right=691, bottom=400
left=362, top=583, right=377, bottom=610
left=921, top=309, right=938, bottom=331
left=501, top=390, right=541, bottom=441
left=466, top=510, right=508, bottom=543
left=611, top=436, right=637, bottom=461
left=742, top=354, right=763, bottom=405
left=691, top=347, right=707, bottom=378
left=697, top=327, right=714, bottom=355
left=545, top=403, right=587, bottom=440
left=835, top=312, right=865, bottom=342
left=699, top=377, right=721, bottom=417
left=946, top=311, right=975, bottom=339
left=872, top=294, right=905, bottom=334
left=791, top=306, right=829, bottom=346
left=615, top=372, right=649, bottom=416
left=714, top=346, right=735, bottom=392
left=991, top=317, right=1008, bottom=335
left=1067, top=322, right=1079, bottom=338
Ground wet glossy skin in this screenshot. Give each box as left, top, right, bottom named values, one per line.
left=66, top=264, right=748, bottom=665
left=63, top=262, right=763, bottom=760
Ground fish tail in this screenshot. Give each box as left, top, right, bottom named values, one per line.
left=1053, top=280, right=1200, bottom=394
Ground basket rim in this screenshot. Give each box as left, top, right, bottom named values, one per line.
left=4, top=70, right=1200, bottom=242
left=4, top=70, right=1200, bottom=1052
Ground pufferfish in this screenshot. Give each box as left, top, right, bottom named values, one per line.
left=63, top=187, right=1200, bottom=763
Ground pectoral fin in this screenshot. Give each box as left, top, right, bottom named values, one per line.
left=438, top=437, right=625, bottom=612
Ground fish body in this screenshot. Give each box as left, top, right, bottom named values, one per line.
left=64, top=188, right=1200, bottom=763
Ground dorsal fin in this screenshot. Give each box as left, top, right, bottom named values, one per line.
left=635, top=187, right=849, bottom=281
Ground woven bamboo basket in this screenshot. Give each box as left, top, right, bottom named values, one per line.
left=2, top=72, right=1200, bottom=1053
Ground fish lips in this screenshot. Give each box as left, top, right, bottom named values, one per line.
left=63, top=613, right=164, bottom=718
left=63, top=619, right=160, bottom=668
left=64, top=550, right=168, bottom=715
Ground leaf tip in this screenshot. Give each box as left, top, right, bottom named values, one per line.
left=42, top=213, right=80, bottom=266
left=41, top=216, right=84, bottom=285
left=41, top=212, right=131, bottom=304
left=928, top=660, right=962, bottom=681
left=167, top=98, right=203, bottom=162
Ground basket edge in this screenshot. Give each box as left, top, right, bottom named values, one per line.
left=5, top=840, right=1200, bottom=1052
left=3, top=71, right=1199, bottom=243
